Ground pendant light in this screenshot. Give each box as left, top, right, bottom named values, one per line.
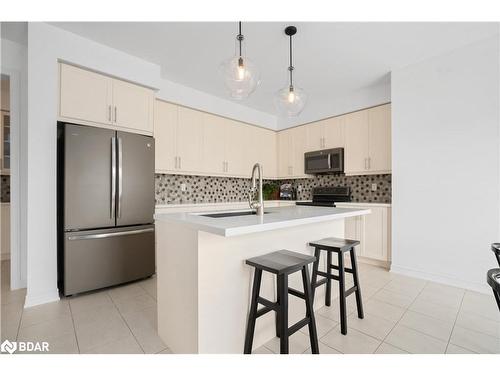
left=220, top=22, right=260, bottom=100
left=274, top=26, right=307, bottom=117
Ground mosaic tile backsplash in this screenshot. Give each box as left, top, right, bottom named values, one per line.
left=155, top=173, right=391, bottom=205
left=1, top=175, right=9, bottom=203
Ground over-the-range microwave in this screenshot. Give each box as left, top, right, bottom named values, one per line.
left=304, top=148, right=344, bottom=174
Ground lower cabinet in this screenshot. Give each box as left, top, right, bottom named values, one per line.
left=336, top=203, right=391, bottom=266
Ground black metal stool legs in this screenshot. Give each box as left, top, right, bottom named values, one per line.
left=302, top=266, right=319, bottom=354
left=244, top=269, right=262, bottom=354
left=350, top=248, right=364, bottom=319
left=337, top=251, right=347, bottom=335
left=310, top=248, right=320, bottom=301
left=277, top=274, right=289, bottom=354
left=326, top=251, right=332, bottom=306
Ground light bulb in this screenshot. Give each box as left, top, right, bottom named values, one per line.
left=274, top=85, right=307, bottom=117
left=287, top=88, right=295, bottom=103
left=237, top=59, right=245, bottom=81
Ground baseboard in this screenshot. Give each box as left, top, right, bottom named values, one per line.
left=358, top=256, right=390, bottom=269
left=0, top=253, right=11, bottom=261
left=390, top=264, right=491, bottom=295
left=24, top=289, right=60, bottom=308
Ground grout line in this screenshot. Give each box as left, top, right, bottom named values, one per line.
left=371, top=279, right=429, bottom=354
left=67, top=299, right=81, bottom=354
left=107, top=290, right=146, bottom=354
left=445, top=289, right=466, bottom=353
left=14, top=301, right=24, bottom=342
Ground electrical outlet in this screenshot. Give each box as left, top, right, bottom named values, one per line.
left=180, top=183, right=187, bottom=192
left=371, top=183, right=377, bottom=191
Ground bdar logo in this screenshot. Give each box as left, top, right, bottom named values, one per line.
left=1, top=340, right=17, bottom=354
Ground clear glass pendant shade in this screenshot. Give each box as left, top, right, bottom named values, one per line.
left=220, top=41, right=260, bottom=99
left=274, top=85, right=307, bottom=117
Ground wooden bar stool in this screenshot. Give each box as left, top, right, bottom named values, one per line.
left=309, top=237, right=364, bottom=335
left=491, top=243, right=500, bottom=267
left=487, top=268, right=500, bottom=312
left=244, top=250, right=319, bottom=354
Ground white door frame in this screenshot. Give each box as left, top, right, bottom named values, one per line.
left=2, top=67, right=25, bottom=290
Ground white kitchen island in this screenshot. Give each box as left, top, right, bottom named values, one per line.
left=155, top=205, right=370, bottom=354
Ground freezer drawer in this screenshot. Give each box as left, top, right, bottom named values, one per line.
left=63, top=225, right=155, bottom=296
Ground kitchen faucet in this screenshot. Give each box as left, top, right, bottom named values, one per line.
left=248, top=163, right=264, bottom=216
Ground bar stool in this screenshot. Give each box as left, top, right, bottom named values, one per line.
left=309, top=237, right=364, bottom=335
left=487, top=268, right=500, bottom=312
left=244, top=250, right=319, bottom=354
left=492, top=243, right=500, bottom=266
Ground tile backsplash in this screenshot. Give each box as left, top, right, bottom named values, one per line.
left=1, top=175, right=9, bottom=203
left=155, top=173, right=391, bottom=205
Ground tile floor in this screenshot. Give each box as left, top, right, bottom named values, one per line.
left=2, top=260, right=499, bottom=354
left=1, top=260, right=172, bottom=354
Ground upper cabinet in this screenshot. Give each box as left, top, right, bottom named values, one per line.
left=344, top=104, right=391, bottom=175
left=59, top=63, right=154, bottom=134
left=278, top=126, right=308, bottom=178
left=154, top=100, right=277, bottom=178
left=305, top=116, right=344, bottom=152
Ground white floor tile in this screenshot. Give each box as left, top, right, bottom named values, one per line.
left=347, top=312, right=397, bottom=341
left=364, top=299, right=406, bottom=322
left=320, top=326, right=381, bottom=354
left=44, top=333, right=79, bottom=354
left=375, top=342, right=409, bottom=354
left=108, top=283, right=146, bottom=301
left=371, top=289, right=416, bottom=309
left=455, top=309, right=500, bottom=338
left=252, top=345, right=274, bottom=354
left=18, top=315, right=75, bottom=342
left=385, top=325, right=448, bottom=354
left=450, top=326, right=500, bottom=354
left=461, top=291, right=500, bottom=322
left=446, top=344, right=477, bottom=354
left=409, top=297, right=459, bottom=323
left=68, top=291, right=115, bottom=317
left=81, top=334, right=144, bottom=354
left=113, top=293, right=156, bottom=315
left=122, top=306, right=167, bottom=354
left=398, top=310, right=454, bottom=342
left=303, top=342, right=342, bottom=354
left=21, top=300, right=71, bottom=328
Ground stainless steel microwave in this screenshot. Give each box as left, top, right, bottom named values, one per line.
left=304, top=148, right=344, bottom=174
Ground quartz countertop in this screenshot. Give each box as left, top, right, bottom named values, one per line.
left=155, top=205, right=370, bottom=237
left=155, top=200, right=390, bottom=209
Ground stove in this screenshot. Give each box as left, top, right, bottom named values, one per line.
left=295, top=186, right=351, bottom=207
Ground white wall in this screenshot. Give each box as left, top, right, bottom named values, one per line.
left=391, top=35, right=500, bottom=293
left=25, top=22, right=276, bottom=307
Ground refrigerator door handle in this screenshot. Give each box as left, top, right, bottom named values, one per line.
left=117, top=137, right=123, bottom=218
left=111, top=137, right=116, bottom=219
left=67, top=228, right=154, bottom=241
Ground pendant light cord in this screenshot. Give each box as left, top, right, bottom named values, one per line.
left=289, top=34, right=294, bottom=88
left=237, top=21, right=243, bottom=58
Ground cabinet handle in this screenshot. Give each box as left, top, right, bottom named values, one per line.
left=226, top=161, right=228, bottom=172
left=364, top=158, right=367, bottom=170
left=368, top=157, right=371, bottom=170
left=114, top=106, right=117, bottom=123
left=108, top=105, right=112, bottom=122
left=179, top=156, right=181, bottom=169
left=175, top=156, right=178, bottom=169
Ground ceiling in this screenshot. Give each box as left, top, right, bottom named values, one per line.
left=34, top=22, right=500, bottom=120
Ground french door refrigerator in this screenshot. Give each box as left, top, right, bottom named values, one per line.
left=57, top=122, right=155, bottom=296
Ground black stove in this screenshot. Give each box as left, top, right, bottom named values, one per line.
left=296, top=186, right=351, bottom=207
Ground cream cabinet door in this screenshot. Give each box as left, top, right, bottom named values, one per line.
left=224, top=119, right=249, bottom=177
left=154, top=100, right=177, bottom=172
left=344, top=215, right=364, bottom=256
left=323, top=116, right=345, bottom=149
left=363, top=207, right=388, bottom=261
left=368, top=104, right=391, bottom=173
left=176, top=106, right=203, bottom=173
left=278, top=130, right=292, bottom=177
left=247, top=126, right=276, bottom=179
left=290, top=126, right=308, bottom=178
left=112, top=79, right=154, bottom=133
left=201, top=113, right=226, bottom=174
left=344, top=110, right=369, bottom=175
left=59, top=63, right=112, bottom=124
left=306, top=121, right=324, bottom=151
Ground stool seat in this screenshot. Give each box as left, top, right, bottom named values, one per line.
left=246, top=250, right=316, bottom=275
left=309, top=237, right=360, bottom=252
left=492, top=243, right=500, bottom=266
left=487, top=268, right=500, bottom=312
left=487, top=268, right=500, bottom=293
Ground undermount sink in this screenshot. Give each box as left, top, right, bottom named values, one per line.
left=199, top=210, right=269, bottom=218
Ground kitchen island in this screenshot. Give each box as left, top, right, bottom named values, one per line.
left=155, top=205, right=370, bottom=354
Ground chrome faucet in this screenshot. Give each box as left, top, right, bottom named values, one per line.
left=248, top=163, right=264, bottom=216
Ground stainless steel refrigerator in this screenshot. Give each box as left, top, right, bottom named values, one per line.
left=57, top=122, right=155, bottom=296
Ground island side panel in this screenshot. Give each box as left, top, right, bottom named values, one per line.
left=197, top=219, right=344, bottom=354
left=156, top=220, right=199, bottom=354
